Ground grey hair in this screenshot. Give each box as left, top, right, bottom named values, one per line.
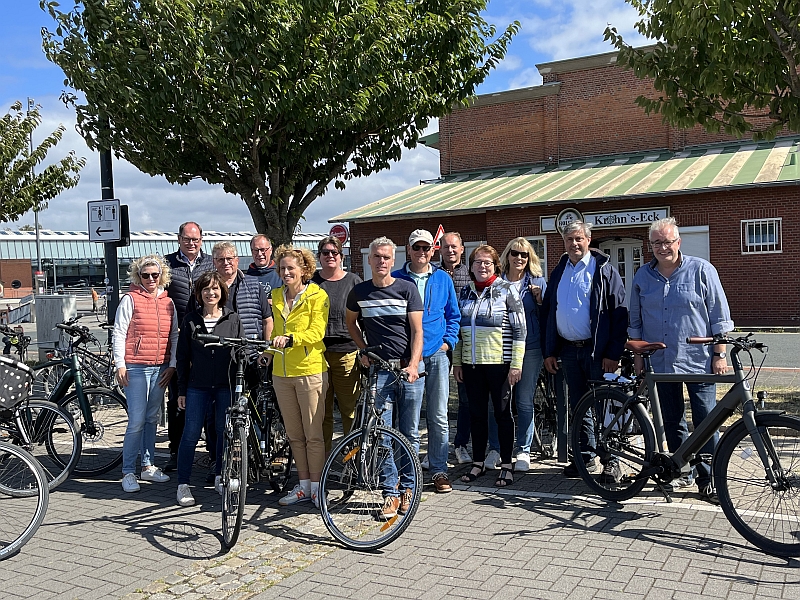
left=212, top=241, right=238, bottom=257
left=441, top=231, right=463, bottom=247
left=562, top=221, right=592, bottom=238
left=369, top=236, right=396, bottom=257
left=649, top=217, right=680, bottom=239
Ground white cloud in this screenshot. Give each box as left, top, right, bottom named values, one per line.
left=508, top=67, right=543, bottom=89
left=496, top=54, right=523, bottom=72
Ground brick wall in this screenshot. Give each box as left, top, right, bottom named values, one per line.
left=0, top=260, right=33, bottom=299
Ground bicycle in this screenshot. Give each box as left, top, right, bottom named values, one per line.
left=532, top=368, right=559, bottom=459
left=0, top=440, right=49, bottom=560
left=94, top=294, right=108, bottom=324
left=318, top=346, right=423, bottom=551
left=192, top=329, right=291, bottom=549
left=0, top=324, right=30, bottom=362
left=571, top=333, right=800, bottom=557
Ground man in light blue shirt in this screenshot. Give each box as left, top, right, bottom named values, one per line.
left=629, top=217, right=733, bottom=504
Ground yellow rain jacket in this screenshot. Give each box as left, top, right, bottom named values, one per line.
left=270, top=282, right=330, bottom=377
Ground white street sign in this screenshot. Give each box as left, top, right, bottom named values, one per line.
left=88, top=199, right=121, bottom=242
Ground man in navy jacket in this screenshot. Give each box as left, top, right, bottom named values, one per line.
left=541, top=221, right=628, bottom=480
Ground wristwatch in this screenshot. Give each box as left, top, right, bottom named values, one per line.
left=713, top=352, right=726, bottom=359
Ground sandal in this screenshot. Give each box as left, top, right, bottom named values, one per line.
left=461, top=463, right=486, bottom=483
left=495, top=466, right=513, bottom=487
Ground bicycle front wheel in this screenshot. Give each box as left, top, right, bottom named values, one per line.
left=532, top=373, right=558, bottom=459
left=222, top=422, right=248, bottom=549
left=714, top=413, right=800, bottom=557
left=319, top=425, right=422, bottom=551
left=59, top=388, right=127, bottom=476
left=267, top=408, right=293, bottom=493
left=0, top=441, right=49, bottom=559
left=572, top=386, right=655, bottom=501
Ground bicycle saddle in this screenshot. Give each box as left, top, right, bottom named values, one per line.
left=624, top=340, right=667, bottom=355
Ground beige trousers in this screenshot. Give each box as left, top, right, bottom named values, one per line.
left=273, top=372, right=328, bottom=475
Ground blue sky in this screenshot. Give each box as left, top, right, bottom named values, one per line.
left=1, top=1, right=645, bottom=236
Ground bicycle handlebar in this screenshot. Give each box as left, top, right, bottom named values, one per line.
left=358, top=345, right=426, bottom=380
left=686, top=333, right=766, bottom=351
left=193, top=327, right=292, bottom=352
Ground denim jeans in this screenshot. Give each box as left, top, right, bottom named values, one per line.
left=657, top=381, right=717, bottom=488
left=122, top=364, right=168, bottom=474
left=452, top=380, right=471, bottom=448
left=177, top=387, right=231, bottom=485
left=514, top=348, right=544, bottom=455
left=423, top=350, right=450, bottom=475
left=559, top=345, right=604, bottom=463
left=375, top=362, right=424, bottom=496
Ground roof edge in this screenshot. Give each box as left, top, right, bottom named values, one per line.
left=536, top=44, right=657, bottom=75
left=456, top=82, right=561, bottom=110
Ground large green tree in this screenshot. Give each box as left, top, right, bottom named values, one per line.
left=0, top=101, right=85, bottom=222
left=42, top=0, right=518, bottom=244
left=607, top=1, right=800, bottom=139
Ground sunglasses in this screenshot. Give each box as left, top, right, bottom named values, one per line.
left=320, top=249, right=340, bottom=257
left=140, top=272, right=160, bottom=280
left=411, top=244, right=432, bottom=252
left=509, top=250, right=529, bottom=259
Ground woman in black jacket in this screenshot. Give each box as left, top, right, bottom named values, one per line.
left=175, top=271, right=244, bottom=507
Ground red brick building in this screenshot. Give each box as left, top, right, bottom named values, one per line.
left=333, top=50, right=800, bottom=327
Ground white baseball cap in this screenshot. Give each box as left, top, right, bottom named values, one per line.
left=408, top=229, right=434, bottom=246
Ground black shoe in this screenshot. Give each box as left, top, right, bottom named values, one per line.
left=205, top=463, right=216, bottom=484
left=163, top=452, right=177, bottom=473
left=563, top=462, right=580, bottom=478
left=698, top=485, right=720, bottom=505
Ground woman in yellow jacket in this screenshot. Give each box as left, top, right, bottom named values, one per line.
left=268, top=245, right=330, bottom=508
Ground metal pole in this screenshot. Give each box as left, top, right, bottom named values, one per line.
left=99, top=119, right=119, bottom=333
left=27, top=98, right=43, bottom=281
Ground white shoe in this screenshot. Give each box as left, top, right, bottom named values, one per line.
left=514, top=452, right=531, bottom=472
left=454, top=446, right=472, bottom=464
left=278, top=484, right=311, bottom=506
left=420, top=454, right=429, bottom=470
left=214, top=475, right=223, bottom=495
left=121, top=473, right=140, bottom=493
left=484, top=450, right=501, bottom=470
left=177, top=484, right=195, bottom=506
left=311, top=491, right=320, bottom=509
left=141, top=466, right=170, bottom=482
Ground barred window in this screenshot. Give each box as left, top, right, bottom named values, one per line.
left=741, top=218, right=782, bottom=254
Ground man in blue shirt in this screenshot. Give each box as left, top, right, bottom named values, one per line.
left=541, top=221, right=628, bottom=480
left=629, top=217, right=733, bottom=503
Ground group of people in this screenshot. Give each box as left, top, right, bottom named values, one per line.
left=111, top=215, right=731, bottom=511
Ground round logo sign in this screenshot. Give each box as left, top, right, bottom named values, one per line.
left=329, top=224, right=348, bottom=245
left=556, top=208, right=584, bottom=234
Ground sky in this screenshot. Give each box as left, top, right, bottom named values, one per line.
left=1, top=1, right=646, bottom=236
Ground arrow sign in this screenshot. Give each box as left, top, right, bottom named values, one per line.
left=96, top=227, right=113, bottom=235
left=88, top=199, right=121, bottom=242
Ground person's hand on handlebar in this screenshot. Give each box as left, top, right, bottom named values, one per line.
left=359, top=352, right=372, bottom=368
left=403, top=361, right=420, bottom=383
left=271, top=335, right=292, bottom=349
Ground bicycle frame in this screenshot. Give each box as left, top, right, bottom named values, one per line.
left=32, top=355, right=101, bottom=438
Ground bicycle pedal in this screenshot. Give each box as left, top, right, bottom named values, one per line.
left=689, top=454, right=713, bottom=467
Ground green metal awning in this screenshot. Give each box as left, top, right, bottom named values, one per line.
left=332, top=137, right=800, bottom=223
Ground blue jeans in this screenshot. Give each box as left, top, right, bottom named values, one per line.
left=514, top=348, right=544, bottom=455
left=376, top=362, right=424, bottom=496
left=423, top=351, right=450, bottom=475
left=122, top=364, right=168, bottom=475
left=452, top=380, right=471, bottom=448
left=177, top=387, right=231, bottom=485
left=657, top=381, right=717, bottom=488
left=559, top=345, right=604, bottom=463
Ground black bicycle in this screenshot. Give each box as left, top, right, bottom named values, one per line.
left=0, top=440, right=49, bottom=560
left=532, top=368, right=559, bottom=459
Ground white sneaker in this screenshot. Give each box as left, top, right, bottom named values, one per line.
left=141, top=466, right=170, bottom=482
left=278, top=484, right=310, bottom=506
left=311, top=491, right=320, bottom=509
left=454, top=446, right=472, bottom=464
left=177, top=484, right=195, bottom=506
left=214, top=475, right=223, bottom=495
left=514, top=452, right=531, bottom=472
left=485, top=450, right=501, bottom=470
left=420, top=454, right=429, bottom=470
left=121, top=473, right=140, bottom=493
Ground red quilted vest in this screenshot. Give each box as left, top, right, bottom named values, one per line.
left=123, top=286, right=175, bottom=366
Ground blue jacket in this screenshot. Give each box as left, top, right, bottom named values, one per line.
left=541, top=249, right=628, bottom=362
left=502, top=272, right=547, bottom=351
left=393, top=263, right=460, bottom=358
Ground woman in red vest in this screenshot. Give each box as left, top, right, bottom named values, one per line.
left=113, top=255, right=179, bottom=493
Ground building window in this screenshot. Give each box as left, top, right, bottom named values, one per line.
left=526, top=236, right=547, bottom=278
left=741, top=218, right=782, bottom=254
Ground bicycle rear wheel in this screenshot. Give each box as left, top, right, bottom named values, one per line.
left=222, top=421, right=248, bottom=549
left=572, top=386, right=655, bottom=501
left=31, top=363, right=68, bottom=397
left=714, top=413, right=800, bottom=557
left=267, top=408, right=293, bottom=493
left=0, top=441, right=49, bottom=559
left=59, top=388, right=127, bottom=476
left=532, top=372, right=558, bottom=459
left=319, top=425, right=422, bottom=551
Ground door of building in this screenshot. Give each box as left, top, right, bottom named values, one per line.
left=599, top=238, right=643, bottom=307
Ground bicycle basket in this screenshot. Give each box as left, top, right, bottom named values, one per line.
left=0, top=355, right=33, bottom=408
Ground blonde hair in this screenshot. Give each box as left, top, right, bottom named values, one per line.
left=274, top=245, right=317, bottom=283
left=500, top=237, right=542, bottom=277
left=129, top=254, right=171, bottom=288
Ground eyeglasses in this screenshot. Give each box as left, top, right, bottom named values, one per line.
left=180, top=236, right=201, bottom=244
left=650, top=239, right=678, bottom=249
left=214, top=256, right=237, bottom=263
left=473, top=260, right=494, bottom=267
left=411, top=244, right=432, bottom=252
left=509, top=250, right=529, bottom=259
left=140, top=272, right=160, bottom=280
left=320, top=249, right=340, bottom=257
left=252, top=247, right=271, bottom=255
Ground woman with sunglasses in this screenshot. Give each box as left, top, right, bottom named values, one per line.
left=500, top=238, right=547, bottom=472
left=113, top=255, right=179, bottom=493
left=453, top=245, right=526, bottom=487
left=311, top=236, right=363, bottom=453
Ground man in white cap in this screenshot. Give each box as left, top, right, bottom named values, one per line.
left=393, top=229, right=460, bottom=493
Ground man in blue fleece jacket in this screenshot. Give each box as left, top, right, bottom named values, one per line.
left=394, top=229, right=460, bottom=493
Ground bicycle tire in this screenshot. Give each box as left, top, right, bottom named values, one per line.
left=572, top=386, right=655, bottom=502
left=0, top=441, right=49, bottom=559
left=31, top=363, right=68, bottom=397
left=267, top=408, right=293, bottom=493
left=222, top=421, right=248, bottom=549
left=532, top=372, right=558, bottom=459
left=58, top=387, right=127, bottom=476
left=714, top=413, right=800, bottom=557
left=6, top=399, right=81, bottom=493
left=319, top=425, right=422, bottom=551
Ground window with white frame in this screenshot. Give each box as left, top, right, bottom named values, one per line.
left=741, top=218, right=782, bottom=254
left=526, top=236, right=547, bottom=278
